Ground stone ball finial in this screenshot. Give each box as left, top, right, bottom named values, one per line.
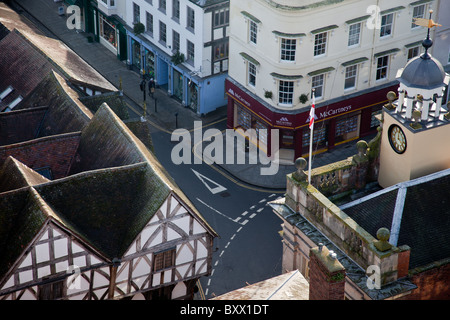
left=356, top=140, right=368, bottom=152
left=374, top=227, right=392, bottom=252
left=387, top=91, right=397, bottom=102
left=295, top=157, right=307, bottom=170
left=292, top=157, right=307, bottom=182
left=376, top=227, right=390, bottom=241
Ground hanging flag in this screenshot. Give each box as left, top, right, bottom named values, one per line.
left=309, top=92, right=315, bottom=130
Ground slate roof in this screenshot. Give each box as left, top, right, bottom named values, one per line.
left=341, top=169, right=450, bottom=270
left=0, top=104, right=218, bottom=284
left=0, top=70, right=92, bottom=146
left=0, top=156, right=50, bottom=193
left=0, top=2, right=116, bottom=93
left=35, top=162, right=171, bottom=260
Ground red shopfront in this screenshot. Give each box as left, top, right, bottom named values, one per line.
left=226, top=78, right=398, bottom=161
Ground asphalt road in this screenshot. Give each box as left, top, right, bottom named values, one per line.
left=147, top=117, right=285, bottom=299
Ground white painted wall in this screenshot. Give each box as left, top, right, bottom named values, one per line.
left=229, top=0, right=438, bottom=110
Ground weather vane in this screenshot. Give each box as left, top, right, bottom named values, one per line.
left=413, top=9, right=441, bottom=29
left=413, top=10, right=441, bottom=58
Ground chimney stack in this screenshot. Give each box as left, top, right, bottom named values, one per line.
left=309, top=245, right=346, bottom=300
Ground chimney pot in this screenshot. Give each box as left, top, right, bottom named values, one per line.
left=318, top=243, right=323, bottom=252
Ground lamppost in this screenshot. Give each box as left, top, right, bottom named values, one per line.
left=140, top=70, right=147, bottom=121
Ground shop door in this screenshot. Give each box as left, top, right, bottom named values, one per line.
left=280, top=129, right=294, bottom=149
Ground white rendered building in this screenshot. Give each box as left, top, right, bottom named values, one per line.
left=226, top=0, right=439, bottom=162
left=125, top=0, right=230, bottom=114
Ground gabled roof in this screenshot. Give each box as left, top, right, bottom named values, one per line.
left=0, top=187, right=49, bottom=279
left=0, top=2, right=116, bottom=93
left=0, top=156, right=50, bottom=193
left=79, top=91, right=129, bottom=121
left=341, top=168, right=450, bottom=269
left=0, top=104, right=218, bottom=282
left=35, top=162, right=171, bottom=260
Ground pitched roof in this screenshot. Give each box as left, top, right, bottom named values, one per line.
left=0, top=2, right=116, bottom=93
left=341, top=168, right=450, bottom=269
left=35, top=162, right=171, bottom=260
left=0, top=104, right=218, bottom=280
left=0, top=187, right=49, bottom=279
left=0, top=156, right=50, bottom=193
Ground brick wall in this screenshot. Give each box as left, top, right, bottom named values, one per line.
left=400, top=262, right=450, bottom=300
left=309, top=245, right=346, bottom=300
left=0, top=132, right=81, bottom=179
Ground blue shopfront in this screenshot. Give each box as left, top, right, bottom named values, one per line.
left=126, top=31, right=226, bottom=115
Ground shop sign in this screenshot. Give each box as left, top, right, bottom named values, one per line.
left=227, top=87, right=251, bottom=108
left=275, top=116, right=292, bottom=127
left=317, top=105, right=352, bottom=120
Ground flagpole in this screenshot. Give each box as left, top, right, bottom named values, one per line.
left=308, top=90, right=315, bottom=185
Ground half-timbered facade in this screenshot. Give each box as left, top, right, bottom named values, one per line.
left=0, top=5, right=217, bottom=299
left=0, top=104, right=217, bottom=300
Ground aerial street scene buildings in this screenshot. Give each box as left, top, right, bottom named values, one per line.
left=0, top=0, right=449, bottom=307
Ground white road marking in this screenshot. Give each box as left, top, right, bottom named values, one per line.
left=191, top=169, right=227, bottom=194
left=196, top=198, right=239, bottom=224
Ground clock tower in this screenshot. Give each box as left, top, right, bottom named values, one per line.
left=378, top=11, right=450, bottom=188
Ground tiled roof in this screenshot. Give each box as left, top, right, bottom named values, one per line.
left=0, top=104, right=218, bottom=281
left=0, top=187, right=48, bottom=278
left=0, top=156, right=50, bottom=193
left=0, top=3, right=116, bottom=93
left=35, top=162, right=170, bottom=259
left=341, top=169, right=450, bottom=269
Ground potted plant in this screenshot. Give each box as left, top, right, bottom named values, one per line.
left=133, top=22, right=145, bottom=35
left=299, top=94, right=308, bottom=104
left=264, top=90, right=273, bottom=99
left=171, top=51, right=185, bottom=65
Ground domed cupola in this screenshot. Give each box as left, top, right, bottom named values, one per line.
left=394, top=10, right=450, bottom=122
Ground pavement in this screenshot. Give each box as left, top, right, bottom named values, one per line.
left=12, top=0, right=377, bottom=190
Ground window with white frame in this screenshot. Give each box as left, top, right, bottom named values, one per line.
left=412, top=5, right=426, bottom=29
left=280, top=38, right=296, bottom=62
left=133, top=2, right=140, bottom=23
left=187, top=40, right=195, bottom=65
left=248, top=62, right=256, bottom=87
left=214, top=8, right=229, bottom=28
left=348, top=23, right=361, bottom=47
left=314, top=32, right=327, bottom=56
left=187, top=7, right=195, bottom=32
left=159, top=0, right=166, bottom=13
left=278, top=80, right=294, bottom=105
left=311, top=74, right=324, bottom=99
left=159, top=21, right=166, bottom=44
left=376, top=55, right=389, bottom=80
left=380, top=13, right=393, bottom=38
left=101, top=0, right=115, bottom=7
left=213, top=42, right=228, bottom=61
left=407, top=46, right=420, bottom=60
left=146, top=12, right=153, bottom=36
left=344, top=65, right=358, bottom=90
left=172, top=0, right=180, bottom=21
left=249, top=20, right=257, bottom=44
left=172, top=30, right=180, bottom=52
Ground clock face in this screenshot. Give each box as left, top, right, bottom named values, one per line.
left=388, top=125, right=407, bottom=154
